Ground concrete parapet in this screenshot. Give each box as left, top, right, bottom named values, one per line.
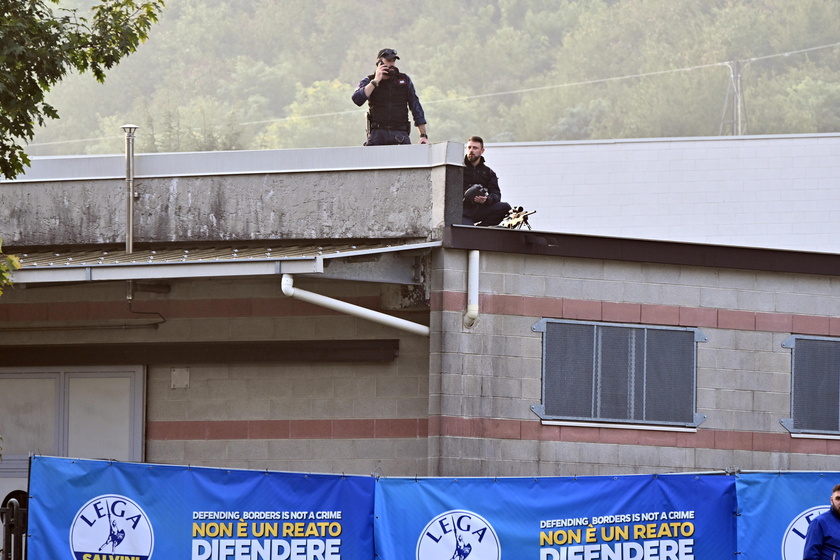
left=1, top=143, right=464, bottom=247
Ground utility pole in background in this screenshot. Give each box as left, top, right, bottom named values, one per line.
left=721, top=60, right=745, bottom=135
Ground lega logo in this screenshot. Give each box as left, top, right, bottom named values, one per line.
left=416, top=510, right=501, bottom=560
left=70, top=495, right=154, bottom=560
left=781, top=505, right=828, bottom=560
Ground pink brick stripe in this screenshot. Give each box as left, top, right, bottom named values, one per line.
left=147, top=418, right=428, bottom=440
left=147, top=416, right=839, bottom=455
left=4, top=292, right=833, bottom=335
left=432, top=291, right=840, bottom=336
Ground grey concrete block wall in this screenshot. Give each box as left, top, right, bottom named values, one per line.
left=2, top=274, right=432, bottom=476
left=7, top=236, right=837, bottom=478
left=428, top=247, right=840, bottom=477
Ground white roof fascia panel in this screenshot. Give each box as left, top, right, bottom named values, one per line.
left=5, top=144, right=465, bottom=182
left=12, top=258, right=322, bottom=284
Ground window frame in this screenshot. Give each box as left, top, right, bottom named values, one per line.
left=531, top=318, right=707, bottom=428
left=781, top=334, right=840, bottom=435
left=0, top=366, right=145, bottom=478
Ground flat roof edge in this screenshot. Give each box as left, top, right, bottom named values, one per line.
left=486, top=131, right=840, bottom=148
left=3, top=142, right=465, bottom=183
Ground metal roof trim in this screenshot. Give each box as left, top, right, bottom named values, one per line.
left=11, top=240, right=442, bottom=284
left=3, top=143, right=465, bottom=183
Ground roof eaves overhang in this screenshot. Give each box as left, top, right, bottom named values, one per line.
left=11, top=241, right=443, bottom=285
left=445, top=225, right=840, bottom=276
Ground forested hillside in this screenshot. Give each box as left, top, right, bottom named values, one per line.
left=28, top=0, right=840, bottom=156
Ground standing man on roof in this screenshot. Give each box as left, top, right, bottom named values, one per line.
left=352, top=48, right=429, bottom=146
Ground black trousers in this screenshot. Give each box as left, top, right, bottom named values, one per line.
left=463, top=201, right=512, bottom=226
left=365, top=128, right=411, bottom=146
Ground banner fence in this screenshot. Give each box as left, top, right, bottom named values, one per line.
left=25, top=456, right=840, bottom=559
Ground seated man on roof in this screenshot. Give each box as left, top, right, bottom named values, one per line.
left=462, top=136, right=511, bottom=226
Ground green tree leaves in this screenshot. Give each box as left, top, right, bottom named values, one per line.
left=0, top=0, right=164, bottom=179
left=257, top=81, right=362, bottom=149
left=21, top=0, right=840, bottom=157
left=0, top=239, right=21, bottom=297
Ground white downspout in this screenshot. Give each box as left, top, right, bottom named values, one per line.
left=464, top=250, right=480, bottom=328
left=281, top=274, right=430, bottom=337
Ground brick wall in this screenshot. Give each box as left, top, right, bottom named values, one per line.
left=429, top=248, right=840, bottom=477
left=1, top=275, right=432, bottom=476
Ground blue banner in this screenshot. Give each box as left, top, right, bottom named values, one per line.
left=36, top=456, right=836, bottom=560
left=27, top=456, right=375, bottom=560
left=736, top=471, right=840, bottom=560
left=374, top=474, right=736, bottom=559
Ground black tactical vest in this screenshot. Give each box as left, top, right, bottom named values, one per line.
left=367, top=73, right=411, bottom=131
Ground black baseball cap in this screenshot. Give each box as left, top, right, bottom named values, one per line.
left=377, top=48, right=400, bottom=61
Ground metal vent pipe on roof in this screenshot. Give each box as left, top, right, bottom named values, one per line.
left=281, top=274, right=429, bottom=337
left=121, top=124, right=138, bottom=254
left=122, top=125, right=139, bottom=301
